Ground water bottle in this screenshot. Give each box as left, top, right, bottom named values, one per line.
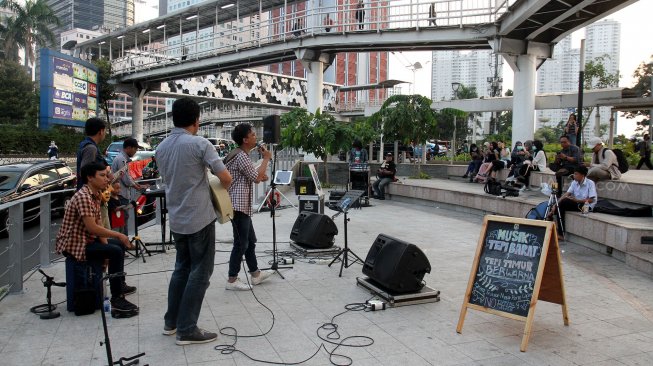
left=103, top=297, right=112, bottom=324
left=582, top=200, right=590, bottom=215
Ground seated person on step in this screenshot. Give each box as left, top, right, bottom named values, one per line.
left=548, top=165, right=597, bottom=239
left=587, top=137, right=621, bottom=182
left=372, top=153, right=396, bottom=200
left=549, top=135, right=582, bottom=196
left=55, top=162, right=138, bottom=314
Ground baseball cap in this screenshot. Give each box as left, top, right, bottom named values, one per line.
left=123, top=138, right=142, bottom=149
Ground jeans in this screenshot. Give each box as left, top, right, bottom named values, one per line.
left=228, top=211, right=259, bottom=278
left=164, top=221, right=215, bottom=336
left=372, top=177, right=392, bottom=198
left=567, top=134, right=577, bottom=146
left=85, top=238, right=125, bottom=298
left=555, top=199, right=582, bottom=235
left=637, top=153, right=652, bottom=170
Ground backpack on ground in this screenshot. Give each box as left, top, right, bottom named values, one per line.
left=484, top=180, right=502, bottom=195
left=603, top=148, right=629, bottom=173
left=526, top=201, right=549, bottom=220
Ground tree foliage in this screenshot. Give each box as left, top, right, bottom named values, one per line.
left=0, top=124, right=86, bottom=155
left=0, top=60, right=36, bottom=124
left=622, top=56, right=652, bottom=135
left=0, top=0, right=59, bottom=68
left=93, top=58, right=117, bottom=138
left=577, top=55, right=620, bottom=145
left=368, top=94, right=438, bottom=145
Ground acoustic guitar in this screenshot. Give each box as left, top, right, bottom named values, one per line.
left=208, top=172, right=234, bottom=224
left=101, top=163, right=131, bottom=203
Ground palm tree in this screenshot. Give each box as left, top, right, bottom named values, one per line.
left=0, top=0, right=59, bottom=68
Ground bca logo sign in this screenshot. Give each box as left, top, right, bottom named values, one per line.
left=73, top=79, right=87, bottom=94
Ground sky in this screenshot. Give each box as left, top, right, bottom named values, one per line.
left=135, top=0, right=651, bottom=135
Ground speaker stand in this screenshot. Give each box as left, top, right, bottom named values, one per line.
left=328, top=210, right=363, bottom=277
left=260, top=145, right=292, bottom=279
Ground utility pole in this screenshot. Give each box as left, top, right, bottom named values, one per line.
left=487, top=53, right=503, bottom=135
left=577, top=39, right=586, bottom=147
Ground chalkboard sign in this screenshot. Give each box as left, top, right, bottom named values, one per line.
left=457, top=215, right=569, bottom=352
left=469, top=220, right=547, bottom=317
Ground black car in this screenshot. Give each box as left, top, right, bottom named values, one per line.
left=0, top=160, right=76, bottom=235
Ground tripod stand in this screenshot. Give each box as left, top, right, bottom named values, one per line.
left=328, top=190, right=365, bottom=277
left=99, top=272, right=145, bottom=366
left=128, top=201, right=151, bottom=263
left=544, top=183, right=565, bottom=240
left=30, top=269, right=66, bottom=319
left=260, top=145, right=293, bottom=279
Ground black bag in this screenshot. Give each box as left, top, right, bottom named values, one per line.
left=484, top=180, right=503, bottom=196
left=602, top=148, right=629, bottom=173
left=73, top=288, right=97, bottom=316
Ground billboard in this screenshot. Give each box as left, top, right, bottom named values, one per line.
left=39, top=48, right=100, bottom=129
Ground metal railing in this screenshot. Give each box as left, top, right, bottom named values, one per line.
left=109, top=0, right=516, bottom=76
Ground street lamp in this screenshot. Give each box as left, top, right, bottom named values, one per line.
left=407, top=61, right=431, bottom=95
left=450, top=82, right=462, bottom=165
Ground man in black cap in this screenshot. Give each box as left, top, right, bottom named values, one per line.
left=111, top=138, right=144, bottom=223
left=372, top=153, right=396, bottom=200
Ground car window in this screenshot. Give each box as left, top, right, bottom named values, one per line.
left=40, top=168, right=59, bottom=184
left=107, top=143, right=123, bottom=152
left=22, top=172, right=41, bottom=189
left=0, top=171, right=22, bottom=191
left=56, top=166, right=72, bottom=177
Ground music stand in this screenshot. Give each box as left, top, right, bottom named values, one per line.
left=328, top=190, right=365, bottom=277
left=257, top=170, right=296, bottom=212
left=260, top=149, right=293, bottom=279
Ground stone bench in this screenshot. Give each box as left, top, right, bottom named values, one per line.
left=386, top=178, right=653, bottom=276
left=446, top=164, right=509, bottom=180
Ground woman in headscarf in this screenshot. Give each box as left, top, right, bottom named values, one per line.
left=47, top=141, right=59, bottom=160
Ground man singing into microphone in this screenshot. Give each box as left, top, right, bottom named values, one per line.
left=224, top=123, right=274, bottom=290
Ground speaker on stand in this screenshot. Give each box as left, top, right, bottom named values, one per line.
left=263, top=115, right=281, bottom=144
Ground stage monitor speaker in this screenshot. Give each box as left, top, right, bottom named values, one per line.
left=263, top=115, right=281, bottom=144
left=290, top=212, right=338, bottom=249
left=362, top=234, right=431, bottom=294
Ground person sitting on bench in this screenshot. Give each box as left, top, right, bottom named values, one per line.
left=55, top=162, right=138, bottom=314
left=548, top=165, right=597, bottom=239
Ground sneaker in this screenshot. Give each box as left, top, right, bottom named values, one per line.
left=121, top=283, right=137, bottom=296
left=462, top=174, right=468, bottom=179
left=505, top=176, right=515, bottom=182
left=225, top=278, right=251, bottom=291
left=251, top=270, right=273, bottom=286
left=175, top=328, right=217, bottom=346
left=163, top=325, right=177, bottom=336
left=111, top=296, right=139, bottom=312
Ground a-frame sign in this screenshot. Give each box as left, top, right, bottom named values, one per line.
left=456, top=215, right=569, bottom=352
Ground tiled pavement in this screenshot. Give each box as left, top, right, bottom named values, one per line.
left=1, top=195, right=653, bottom=366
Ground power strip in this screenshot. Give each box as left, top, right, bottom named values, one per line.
left=366, top=300, right=386, bottom=311
left=280, top=257, right=294, bottom=265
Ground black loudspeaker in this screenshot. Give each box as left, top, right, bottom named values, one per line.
left=362, top=234, right=431, bottom=294
left=263, top=115, right=281, bottom=144
left=290, top=212, right=338, bottom=249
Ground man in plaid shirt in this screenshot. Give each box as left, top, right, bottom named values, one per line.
left=55, top=162, right=138, bottom=313
left=225, top=123, right=274, bottom=291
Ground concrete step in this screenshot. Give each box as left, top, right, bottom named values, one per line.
left=386, top=177, right=653, bottom=277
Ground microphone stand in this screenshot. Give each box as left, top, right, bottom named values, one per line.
left=261, top=145, right=293, bottom=279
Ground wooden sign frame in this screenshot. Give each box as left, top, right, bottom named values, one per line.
left=456, top=215, right=569, bottom=352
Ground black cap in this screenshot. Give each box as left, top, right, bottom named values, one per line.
left=123, top=138, right=141, bottom=149
left=386, top=152, right=393, bottom=156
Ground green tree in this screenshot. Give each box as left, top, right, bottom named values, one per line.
left=368, top=94, right=437, bottom=163
left=93, top=58, right=117, bottom=139
left=534, top=126, right=559, bottom=143
left=0, top=0, right=59, bottom=69
left=622, top=56, right=652, bottom=135
left=0, top=60, right=35, bottom=124
left=577, top=55, right=620, bottom=146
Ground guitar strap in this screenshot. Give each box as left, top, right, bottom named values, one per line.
left=223, top=147, right=244, bottom=165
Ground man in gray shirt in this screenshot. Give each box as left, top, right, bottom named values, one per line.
left=156, top=98, right=232, bottom=346
left=111, top=138, right=143, bottom=201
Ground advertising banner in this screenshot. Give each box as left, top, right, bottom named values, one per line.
left=87, top=69, right=97, bottom=84
left=88, top=82, right=97, bottom=97
left=53, top=104, right=73, bottom=119
left=87, top=96, right=97, bottom=111
left=53, top=89, right=73, bottom=105
left=73, top=93, right=87, bottom=108
left=53, top=73, right=73, bottom=91
left=72, top=107, right=88, bottom=121
left=73, top=78, right=88, bottom=94
left=73, top=63, right=88, bottom=80
left=53, top=58, right=73, bottom=76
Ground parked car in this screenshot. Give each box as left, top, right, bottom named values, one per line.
left=104, top=141, right=154, bottom=165
left=0, top=160, right=77, bottom=236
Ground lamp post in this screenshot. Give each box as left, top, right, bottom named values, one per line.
left=407, top=61, right=430, bottom=95
left=451, top=82, right=462, bottom=165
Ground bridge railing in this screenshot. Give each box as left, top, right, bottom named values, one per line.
left=110, top=0, right=515, bottom=77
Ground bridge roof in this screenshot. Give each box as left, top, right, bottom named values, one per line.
left=78, top=0, right=286, bottom=51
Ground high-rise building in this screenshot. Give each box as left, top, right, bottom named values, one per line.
left=431, top=50, right=502, bottom=136
left=0, top=7, right=13, bottom=60
left=46, top=1, right=135, bottom=49
left=536, top=19, right=621, bottom=137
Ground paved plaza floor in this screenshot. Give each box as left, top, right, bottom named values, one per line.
left=1, top=195, right=653, bottom=365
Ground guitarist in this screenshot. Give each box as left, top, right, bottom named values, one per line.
left=111, top=138, right=144, bottom=233
left=156, top=98, right=232, bottom=345
left=224, top=123, right=273, bottom=291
